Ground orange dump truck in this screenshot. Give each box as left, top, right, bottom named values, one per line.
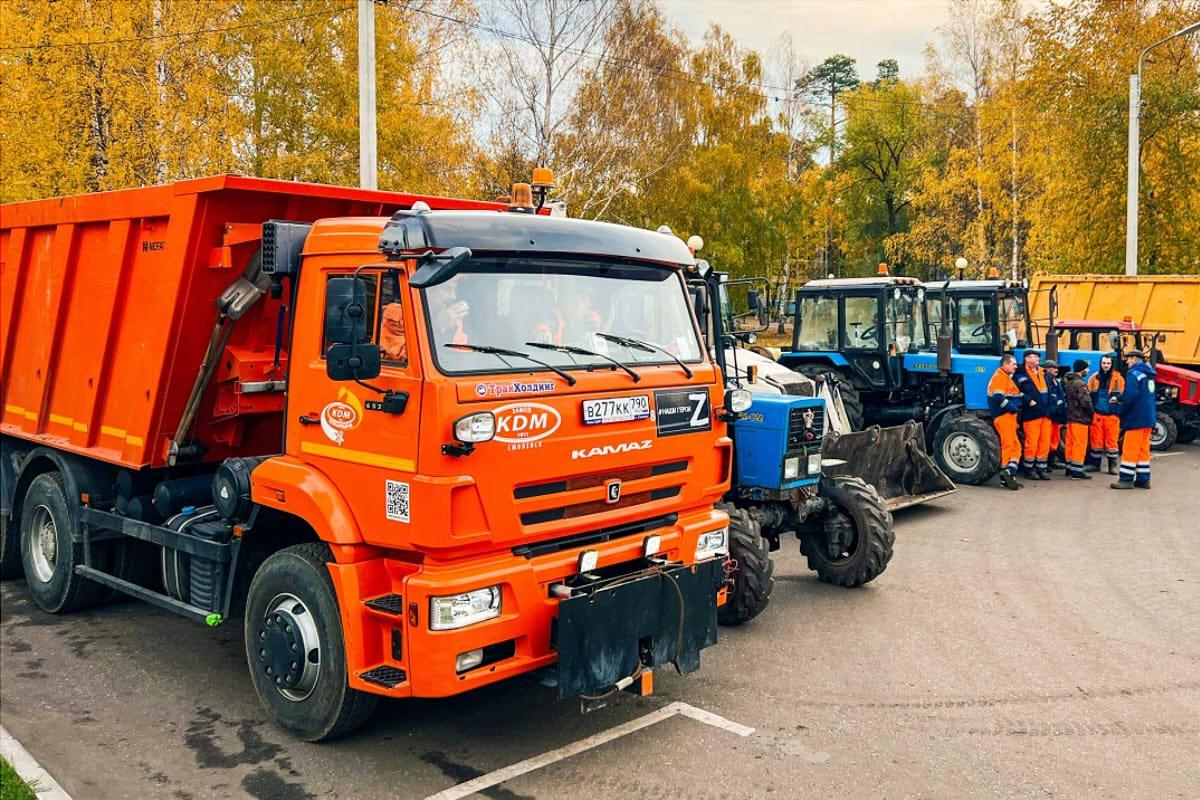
left=1028, top=274, right=1200, bottom=367
left=0, top=175, right=737, bottom=740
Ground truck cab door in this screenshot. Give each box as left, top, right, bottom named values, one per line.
left=286, top=266, right=423, bottom=544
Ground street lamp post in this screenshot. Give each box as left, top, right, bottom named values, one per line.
left=358, top=0, right=378, bottom=190
left=1124, top=21, right=1200, bottom=276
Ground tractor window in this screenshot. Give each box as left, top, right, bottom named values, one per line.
left=796, top=295, right=839, bottom=351
left=956, top=297, right=994, bottom=347
left=842, top=296, right=881, bottom=350
left=998, top=294, right=1026, bottom=349
left=886, top=291, right=927, bottom=351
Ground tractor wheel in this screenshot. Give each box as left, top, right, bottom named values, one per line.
left=244, top=543, right=378, bottom=742
left=716, top=504, right=774, bottom=626
left=932, top=415, right=1000, bottom=486
left=799, top=476, right=894, bottom=587
left=1150, top=411, right=1177, bottom=451
left=795, top=365, right=863, bottom=430
left=1176, top=420, right=1198, bottom=445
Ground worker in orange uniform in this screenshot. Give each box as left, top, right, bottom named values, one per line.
left=379, top=303, right=408, bottom=363
left=1014, top=350, right=1052, bottom=480
left=1061, top=360, right=1094, bottom=479
left=1111, top=349, right=1156, bottom=490
left=1044, top=360, right=1067, bottom=469
left=1086, top=353, right=1124, bottom=474
left=987, top=354, right=1024, bottom=490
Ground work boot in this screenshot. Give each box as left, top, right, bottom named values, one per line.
left=1083, top=464, right=1099, bottom=472
left=1106, top=462, right=1118, bottom=476
left=999, top=471, right=1020, bottom=491
left=1110, top=480, right=1134, bottom=490
left=1067, top=471, right=1091, bottom=480
left=1035, top=469, right=1052, bottom=480
left=1135, top=481, right=1150, bottom=490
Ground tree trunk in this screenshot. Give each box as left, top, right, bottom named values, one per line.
left=1010, top=103, right=1019, bottom=280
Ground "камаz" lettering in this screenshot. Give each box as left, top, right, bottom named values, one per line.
left=570, top=439, right=652, bottom=459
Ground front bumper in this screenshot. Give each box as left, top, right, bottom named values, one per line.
left=326, top=506, right=729, bottom=699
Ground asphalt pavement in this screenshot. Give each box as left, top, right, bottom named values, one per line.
left=2, top=445, right=1197, bottom=799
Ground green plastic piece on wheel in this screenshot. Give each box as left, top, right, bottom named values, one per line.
left=205, top=613, right=223, bottom=627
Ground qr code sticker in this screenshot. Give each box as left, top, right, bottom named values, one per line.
left=385, top=480, right=410, bottom=523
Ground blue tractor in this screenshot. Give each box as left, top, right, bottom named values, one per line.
left=687, top=265, right=897, bottom=626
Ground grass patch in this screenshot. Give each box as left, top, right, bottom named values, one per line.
left=1, top=755, right=39, bottom=800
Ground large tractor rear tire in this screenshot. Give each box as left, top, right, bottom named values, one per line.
left=799, top=477, right=894, bottom=587
left=932, top=414, right=1000, bottom=486
left=244, top=543, right=378, bottom=742
left=716, top=504, right=774, bottom=626
left=1150, top=411, right=1177, bottom=451
left=795, top=365, right=864, bottom=430
left=1176, top=420, right=1198, bottom=445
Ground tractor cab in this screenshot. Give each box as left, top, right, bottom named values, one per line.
left=923, top=278, right=1032, bottom=357
left=784, top=275, right=929, bottom=394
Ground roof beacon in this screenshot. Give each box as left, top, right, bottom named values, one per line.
left=877, top=262, right=889, bottom=276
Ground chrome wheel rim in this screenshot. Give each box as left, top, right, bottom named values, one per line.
left=28, top=504, right=58, bottom=583
left=1151, top=421, right=1166, bottom=446
left=942, top=432, right=981, bottom=472
left=256, top=592, right=322, bottom=701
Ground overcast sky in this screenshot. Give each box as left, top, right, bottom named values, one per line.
left=659, top=0, right=962, bottom=81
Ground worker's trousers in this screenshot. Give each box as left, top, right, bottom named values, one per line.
left=993, top=414, right=1021, bottom=476
left=1088, top=414, right=1120, bottom=467
left=1117, top=427, right=1151, bottom=486
left=1021, top=417, right=1052, bottom=473
left=1064, top=422, right=1089, bottom=476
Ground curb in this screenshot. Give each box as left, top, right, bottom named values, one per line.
left=0, top=725, right=73, bottom=800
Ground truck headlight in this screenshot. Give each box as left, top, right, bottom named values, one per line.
left=695, top=528, right=728, bottom=560
left=430, top=585, right=501, bottom=630
left=783, top=456, right=800, bottom=480
left=807, top=453, right=822, bottom=475
left=726, top=388, right=753, bottom=413
left=454, top=411, right=496, bottom=443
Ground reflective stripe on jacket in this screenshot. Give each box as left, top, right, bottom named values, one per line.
left=987, top=368, right=1022, bottom=416
left=1088, top=370, right=1124, bottom=415
left=1117, top=361, right=1156, bottom=430
left=1014, top=365, right=1049, bottom=421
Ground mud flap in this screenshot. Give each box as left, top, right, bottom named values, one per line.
left=821, top=421, right=957, bottom=512
left=553, top=559, right=722, bottom=700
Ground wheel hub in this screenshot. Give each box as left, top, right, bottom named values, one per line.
left=29, top=504, right=58, bottom=583
left=255, top=593, right=320, bottom=701
left=822, top=510, right=859, bottom=563
left=942, top=432, right=981, bottom=471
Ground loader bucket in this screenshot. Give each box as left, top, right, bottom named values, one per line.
left=820, top=421, right=956, bottom=512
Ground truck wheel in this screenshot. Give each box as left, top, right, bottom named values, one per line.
left=1, top=514, right=22, bottom=579
left=1150, top=412, right=1177, bottom=451
left=716, top=504, right=774, bottom=626
left=932, top=415, right=1000, bottom=486
left=244, top=543, right=378, bottom=742
left=800, top=476, right=894, bottom=587
left=19, top=473, right=109, bottom=613
left=795, top=365, right=863, bottom=430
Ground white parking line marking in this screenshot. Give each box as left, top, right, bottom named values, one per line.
left=1, top=725, right=74, bottom=800
left=1151, top=451, right=1183, bottom=458
left=423, top=701, right=754, bottom=800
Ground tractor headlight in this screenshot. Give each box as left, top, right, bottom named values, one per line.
left=807, top=453, right=822, bottom=475
left=726, top=388, right=753, bottom=413
left=430, top=585, right=501, bottom=630
left=783, top=456, right=800, bottom=480
left=454, top=411, right=496, bottom=443
left=695, top=528, right=728, bottom=560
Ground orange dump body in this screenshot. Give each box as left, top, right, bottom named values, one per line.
left=0, top=175, right=500, bottom=467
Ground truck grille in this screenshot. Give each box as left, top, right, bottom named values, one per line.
left=514, top=459, right=688, bottom=527
left=787, top=405, right=824, bottom=449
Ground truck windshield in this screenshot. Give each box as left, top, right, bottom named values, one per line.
left=424, top=258, right=703, bottom=376
left=796, top=295, right=839, bottom=351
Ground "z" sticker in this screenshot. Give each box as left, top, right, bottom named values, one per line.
left=654, top=389, right=712, bottom=437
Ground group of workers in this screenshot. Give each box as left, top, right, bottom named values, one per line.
left=987, top=349, right=1157, bottom=490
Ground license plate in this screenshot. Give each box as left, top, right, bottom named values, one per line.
left=582, top=395, right=651, bottom=425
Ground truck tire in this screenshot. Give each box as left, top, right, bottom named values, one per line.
left=795, top=365, right=863, bottom=430
left=1150, top=411, right=1177, bottom=451
left=799, top=476, right=894, bottom=587
left=716, top=504, right=774, bottom=626
left=19, top=473, right=110, bottom=613
left=1, top=515, right=22, bottom=579
left=244, top=543, right=378, bottom=742
left=931, top=414, right=1000, bottom=485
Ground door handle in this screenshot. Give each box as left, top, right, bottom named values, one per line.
left=299, top=414, right=320, bottom=426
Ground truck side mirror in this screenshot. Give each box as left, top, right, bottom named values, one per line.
left=326, top=343, right=381, bottom=381
left=325, top=276, right=370, bottom=344
left=746, top=289, right=759, bottom=311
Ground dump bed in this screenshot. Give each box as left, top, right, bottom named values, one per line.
left=1029, top=274, right=1200, bottom=366
left=1, top=175, right=502, bottom=469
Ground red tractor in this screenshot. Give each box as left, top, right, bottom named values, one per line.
left=1051, top=319, right=1200, bottom=450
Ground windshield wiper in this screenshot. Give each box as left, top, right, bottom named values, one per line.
left=524, top=342, right=642, bottom=383
left=444, top=343, right=577, bottom=386
left=595, top=333, right=693, bottom=379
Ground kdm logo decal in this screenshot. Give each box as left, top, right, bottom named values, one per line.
left=493, top=402, right=561, bottom=450
left=320, top=387, right=364, bottom=445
